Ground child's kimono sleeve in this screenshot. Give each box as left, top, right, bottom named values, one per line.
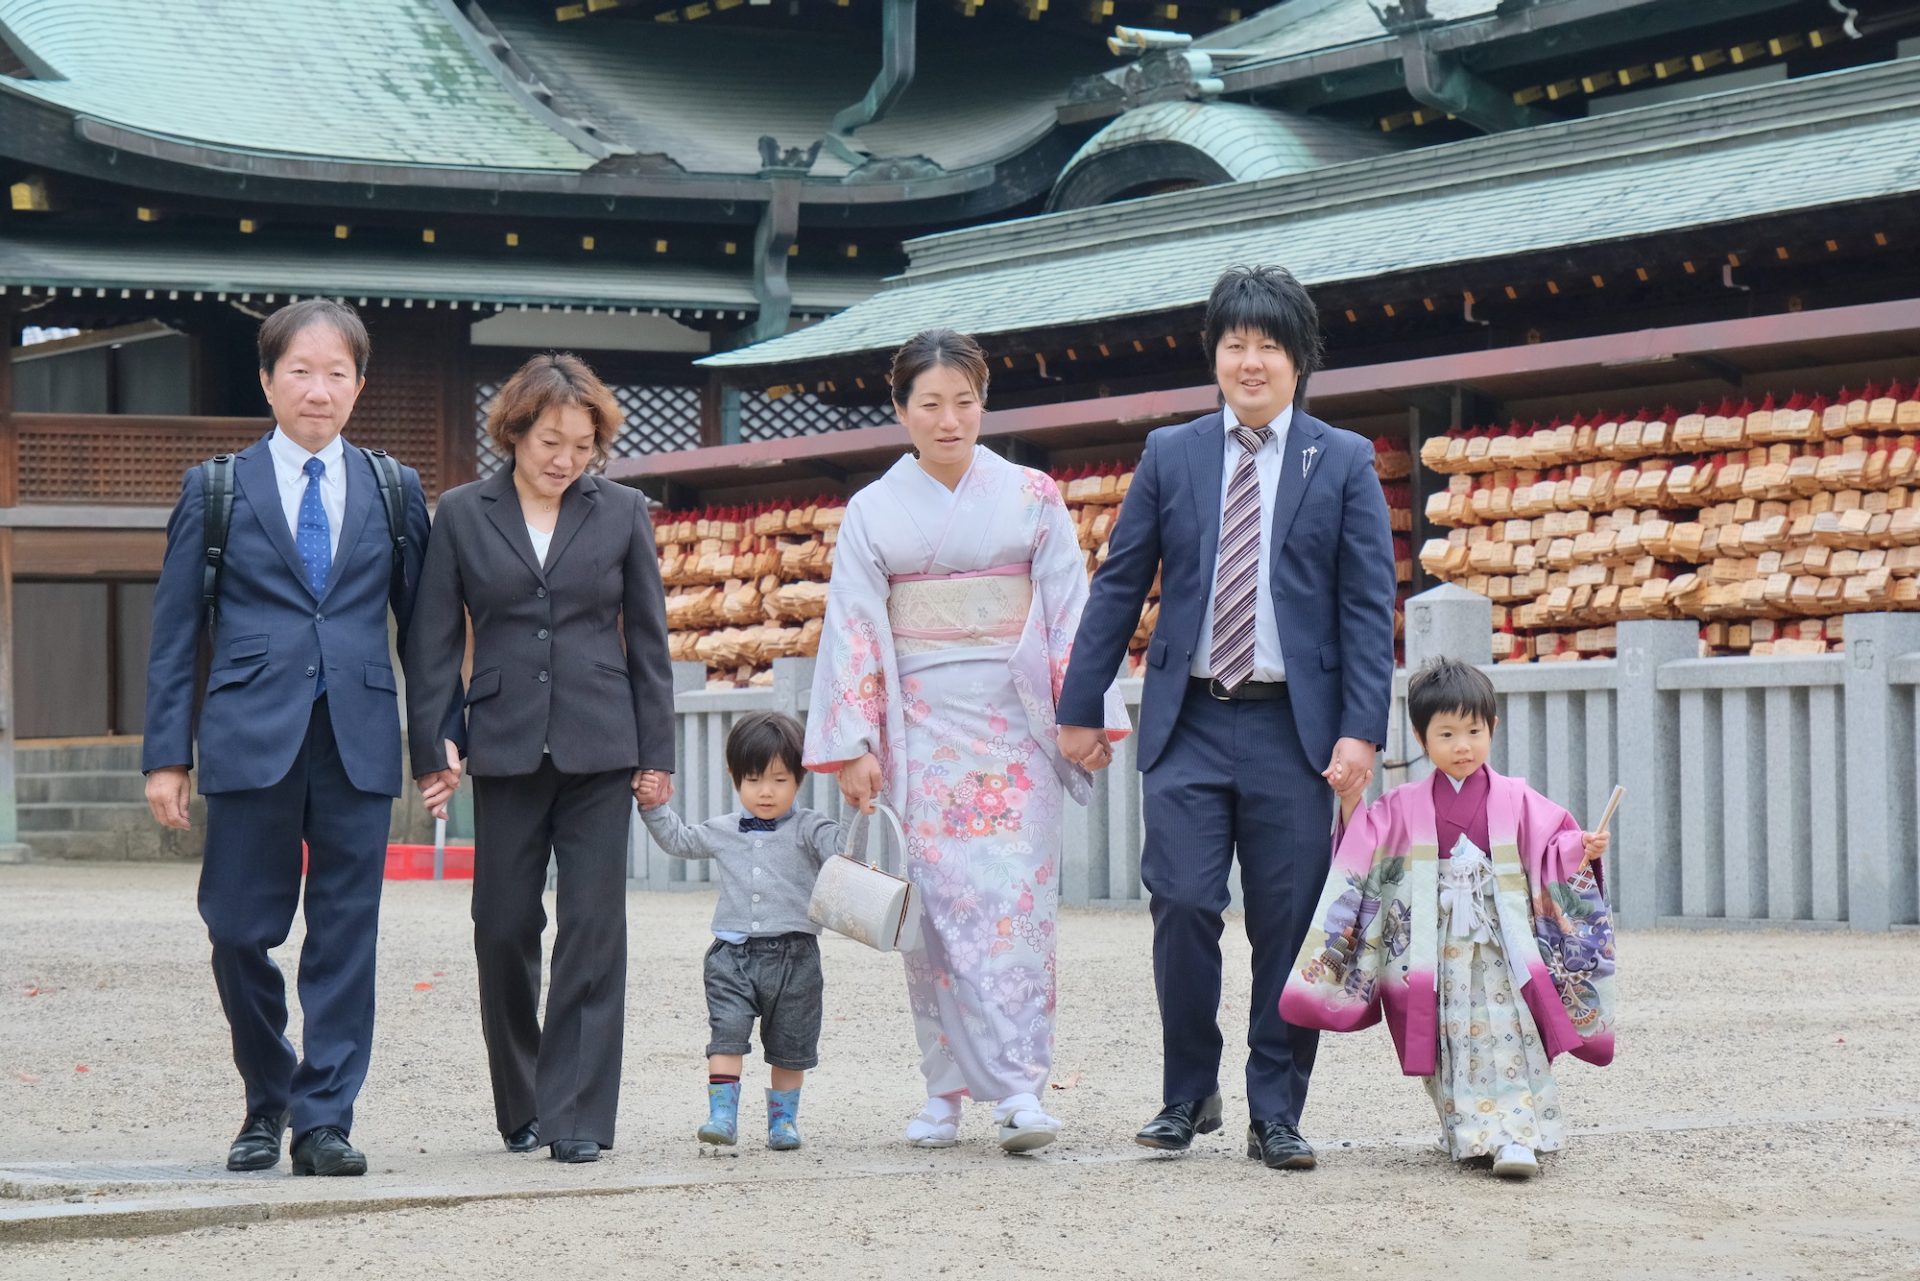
left=1514, top=785, right=1619, bottom=1066
left=1279, top=796, right=1401, bottom=1034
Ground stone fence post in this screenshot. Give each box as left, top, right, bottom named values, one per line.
left=1401, top=585, right=1492, bottom=784
left=1839, top=613, right=1920, bottom=931
left=1613, top=619, right=1697, bottom=929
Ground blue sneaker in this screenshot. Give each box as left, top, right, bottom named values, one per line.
left=698, top=1081, right=740, bottom=1146
left=766, top=1087, right=803, bottom=1151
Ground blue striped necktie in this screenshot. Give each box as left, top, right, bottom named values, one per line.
left=1209, top=425, right=1270, bottom=691
left=298, top=456, right=330, bottom=695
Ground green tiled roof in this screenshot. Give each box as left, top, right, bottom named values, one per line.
left=1208, top=0, right=1501, bottom=65
left=486, top=12, right=1102, bottom=179
left=0, top=234, right=879, bottom=313
left=0, top=0, right=596, bottom=171
left=1057, top=101, right=1405, bottom=188
left=704, top=57, right=1920, bottom=373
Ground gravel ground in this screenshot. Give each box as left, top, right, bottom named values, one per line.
left=2, top=862, right=1916, bottom=1280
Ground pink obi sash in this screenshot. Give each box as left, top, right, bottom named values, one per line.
left=886, top=562, right=1033, bottom=654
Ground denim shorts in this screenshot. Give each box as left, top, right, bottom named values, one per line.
left=703, top=933, right=824, bottom=1070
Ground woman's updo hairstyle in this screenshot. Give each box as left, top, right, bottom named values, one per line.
left=888, top=328, right=990, bottom=407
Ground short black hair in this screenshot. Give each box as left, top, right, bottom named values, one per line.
left=258, top=298, right=370, bottom=379
left=1407, top=657, right=1498, bottom=741
left=1202, top=265, right=1323, bottom=408
left=726, top=711, right=805, bottom=785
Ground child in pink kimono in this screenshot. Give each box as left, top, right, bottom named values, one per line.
left=1280, top=657, right=1616, bottom=1179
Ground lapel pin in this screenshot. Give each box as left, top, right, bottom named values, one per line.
left=1302, top=445, right=1319, bottom=478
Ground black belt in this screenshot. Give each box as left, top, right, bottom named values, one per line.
left=1191, top=676, right=1288, bottom=702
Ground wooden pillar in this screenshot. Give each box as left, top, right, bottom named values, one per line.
left=1404, top=393, right=1447, bottom=597
left=701, top=327, right=747, bottom=448
left=439, top=309, right=476, bottom=493
left=0, top=296, right=27, bottom=861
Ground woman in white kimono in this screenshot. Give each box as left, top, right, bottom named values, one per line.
left=805, top=329, right=1129, bottom=1153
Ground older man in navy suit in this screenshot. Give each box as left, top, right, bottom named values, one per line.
left=1057, top=266, right=1396, bottom=1171
left=142, top=300, right=444, bottom=1176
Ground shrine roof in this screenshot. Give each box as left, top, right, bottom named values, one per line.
left=704, top=56, right=1920, bottom=375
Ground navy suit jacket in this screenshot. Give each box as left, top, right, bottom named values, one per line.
left=142, top=434, right=433, bottom=797
left=1057, top=409, right=1397, bottom=773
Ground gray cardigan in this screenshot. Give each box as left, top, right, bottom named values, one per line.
left=640, top=805, right=842, bottom=936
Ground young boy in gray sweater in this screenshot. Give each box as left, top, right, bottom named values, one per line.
left=635, top=711, right=842, bottom=1150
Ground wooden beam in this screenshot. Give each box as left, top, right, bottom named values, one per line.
left=613, top=296, right=1920, bottom=494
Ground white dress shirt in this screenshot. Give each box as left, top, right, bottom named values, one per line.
left=526, top=522, right=554, bottom=568
left=267, top=426, right=346, bottom=563
left=1191, top=402, right=1291, bottom=683
left=526, top=520, right=555, bottom=754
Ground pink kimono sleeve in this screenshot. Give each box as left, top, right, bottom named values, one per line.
left=804, top=498, right=899, bottom=779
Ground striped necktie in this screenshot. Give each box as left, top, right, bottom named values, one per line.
left=1209, top=425, right=1270, bottom=692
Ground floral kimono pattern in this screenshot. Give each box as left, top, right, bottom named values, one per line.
left=1425, top=835, right=1566, bottom=1159
left=1278, top=768, right=1617, bottom=1085
left=805, top=447, right=1129, bottom=1102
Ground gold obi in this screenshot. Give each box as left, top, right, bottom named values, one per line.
left=887, top=564, right=1033, bottom=656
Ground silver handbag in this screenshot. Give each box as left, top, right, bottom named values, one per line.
left=807, top=803, right=921, bottom=953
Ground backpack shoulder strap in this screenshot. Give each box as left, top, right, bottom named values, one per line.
left=200, top=454, right=237, bottom=633
left=360, top=447, right=410, bottom=625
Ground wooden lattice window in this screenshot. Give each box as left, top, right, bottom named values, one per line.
left=741, top=391, right=894, bottom=442
left=14, top=416, right=267, bottom=503
left=475, top=379, right=701, bottom=477
left=349, top=327, right=443, bottom=495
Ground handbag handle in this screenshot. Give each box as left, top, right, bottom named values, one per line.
left=842, top=802, right=910, bottom=867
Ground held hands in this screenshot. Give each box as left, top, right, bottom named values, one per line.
left=633, top=769, right=673, bottom=811
left=1321, top=737, right=1375, bottom=803
left=1581, top=829, right=1611, bottom=865
left=837, top=752, right=884, bottom=814
left=1056, top=725, right=1114, bottom=772
left=416, top=739, right=465, bottom=821
left=145, top=766, right=193, bottom=831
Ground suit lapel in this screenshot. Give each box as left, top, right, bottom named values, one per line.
left=1269, top=412, right=1329, bottom=571
left=319, top=442, right=376, bottom=605
left=542, top=473, right=598, bottom=575
left=481, top=466, right=548, bottom=582
left=1185, top=412, right=1227, bottom=577
left=235, top=439, right=315, bottom=596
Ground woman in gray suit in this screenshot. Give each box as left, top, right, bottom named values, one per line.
left=405, top=354, right=675, bottom=1163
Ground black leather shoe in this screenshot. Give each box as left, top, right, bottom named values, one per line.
left=504, top=1119, right=540, bottom=1153
left=291, top=1125, right=368, bottom=1177
left=1135, top=1092, right=1224, bottom=1151
left=1246, top=1120, right=1317, bottom=1170
left=550, top=1139, right=601, bottom=1164
left=226, top=1110, right=289, bottom=1172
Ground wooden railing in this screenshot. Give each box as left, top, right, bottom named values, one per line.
left=12, top=415, right=270, bottom=504
left=8, top=414, right=458, bottom=503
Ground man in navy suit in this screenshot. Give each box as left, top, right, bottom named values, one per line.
left=1057, top=266, right=1396, bottom=1170
left=142, top=300, right=441, bottom=1176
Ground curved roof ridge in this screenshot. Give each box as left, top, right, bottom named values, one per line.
left=0, top=0, right=597, bottom=172
left=1053, top=100, right=1404, bottom=194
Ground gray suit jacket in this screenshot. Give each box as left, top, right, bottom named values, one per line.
left=403, top=466, right=675, bottom=779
